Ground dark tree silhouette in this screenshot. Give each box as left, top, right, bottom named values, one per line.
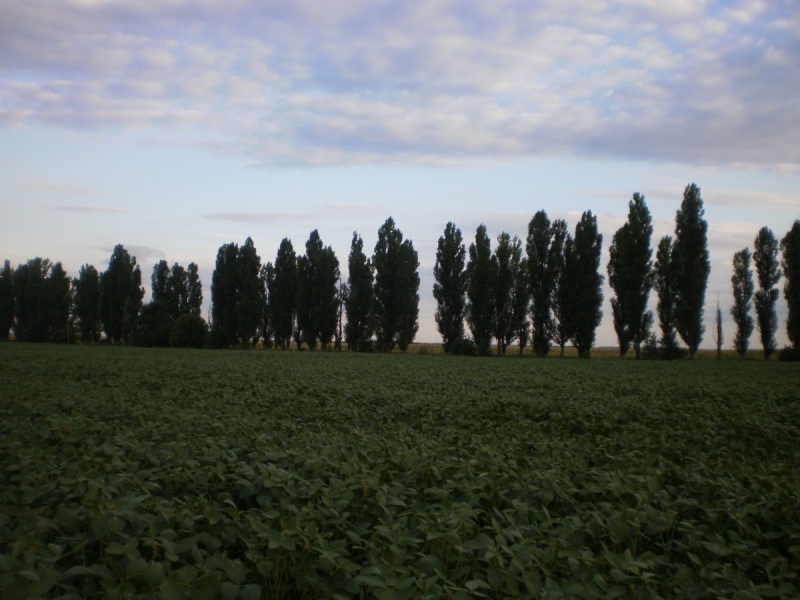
left=730, top=248, right=754, bottom=357
left=493, top=232, right=516, bottom=355
left=673, top=183, right=710, bottom=359
left=297, top=230, right=339, bottom=350
left=608, top=193, right=654, bottom=359
left=373, top=218, right=419, bottom=352
left=236, top=237, right=262, bottom=348
left=211, top=242, right=240, bottom=348
left=345, top=232, right=374, bottom=351
left=73, top=264, right=101, bottom=343
left=753, top=227, right=781, bottom=359
left=0, top=260, right=13, bottom=341
left=550, top=220, right=572, bottom=357
left=433, top=222, right=466, bottom=352
left=526, top=211, right=555, bottom=357
left=653, top=236, right=680, bottom=356
left=100, top=245, right=143, bottom=344
left=466, top=224, right=495, bottom=356
left=567, top=211, right=603, bottom=359
left=270, top=239, right=298, bottom=350
left=781, top=220, right=800, bottom=350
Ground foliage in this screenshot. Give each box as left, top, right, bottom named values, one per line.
left=211, top=240, right=262, bottom=349
left=653, top=236, right=680, bottom=355
left=449, top=336, right=478, bottom=357
left=672, top=183, right=710, bottom=358
left=373, top=218, right=420, bottom=353
left=607, top=193, right=654, bottom=359
left=526, top=211, right=554, bottom=357
left=47, top=262, right=73, bottom=343
left=13, top=258, right=74, bottom=343
left=753, top=227, right=781, bottom=359
left=0, top=260, right=13, bottom=341
left=100, top=245, right=144, bottom=344
left=237, top=238, right=263, bottom=348
left=271, top=239, right=299, bottom=350
left=345, top=233, right=375, bottom=352
left=297, top=230, right=340, bottom=350
left=550, top=220, right=571, bottom=357
left=712, top=303, right=724, bottom=361
left=730, top=248, right=754, bottom=357
left=73, top=264, right=102, bottom=343
left=433, top=222, right=466, bottom=353
left=493, top=233, right=526, bottom=355
left=567, top=212, right=603, bottom=359
left=130, top=302, right=173, bottom=348
left=781, top=220, right=800, bottom=349
left=211, top=243, right=240, bottom=348
left=2, top=345, right=799, bottom=599
left=466, top=225, right=495, bottom=356
left=169, top=314, right=209, bottom=349
left=138, top=260, right=205, bottom=348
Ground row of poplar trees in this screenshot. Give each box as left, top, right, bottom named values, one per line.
left=434, top=183, right=800, bottom=359
left=729, top=222, right=800, bottom=358
left=209, top=217, right=420, bottom=352
left=0, top=245, right=203, bottom=345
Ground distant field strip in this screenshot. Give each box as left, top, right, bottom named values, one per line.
left=1, top=344, right=799, bottom=599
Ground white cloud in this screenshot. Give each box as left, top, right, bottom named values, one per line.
left=1, top=0, right=798, bottom=171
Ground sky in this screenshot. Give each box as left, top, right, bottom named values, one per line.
left=1, top=0, right=798, bottom=348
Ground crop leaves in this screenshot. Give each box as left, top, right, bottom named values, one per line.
left=1, top=344, right=799, bottom=598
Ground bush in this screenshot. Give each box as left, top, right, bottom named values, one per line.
left=169, top=314, right=208, bottom=349
left=778, top=346, right=800, bottom=362
left=131, top=303, right=173, bottom=347
left=642, top=334, right=688, bottom=360
left=450, top=337, right=478, bottom=357
left=205, top=324, right=229, bottom=349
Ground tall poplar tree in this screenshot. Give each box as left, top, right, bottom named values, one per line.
left=730, top=248, right=754, bottom=357
left=270, top=239, right=298, bottom=349
left=237, top=237, right=262, bottom=348
left=0, top=260, right=13, bottom=340
left=73, top=264, right=101, bottom=343
left=550, top=220, right=572, bottom=357
left=433, top=222, right=466, bottom=352
left=100, top=245, right=144, bottom=344
left=297, top=230, right=339, bottom=349
left=653, top=236, right=680, bottom=355
left=186, top=263, right=203, bottom=316
left=673, top=183, right=710, bottom=359
left=568, top=211, right=603, bottom=359
left=466, top=224, right=495, bottom=355
left=13, top=258, right=51, bottom=342
left=48, top=262, right=73, bottom=342
left=526, top=211, right=554, bottom=357
left=753, top=227, right=781, bottom=359
left=607, top=192, right=654, bottom=359
left=345, top=232, right=374, bottom=351
left=211, top=242, right=240, bottom=347
left=510, top=240, right=530, bottom=355
left=395, top=239, right=420, bottom=352
left=493, top=232, right=516, bottom=354
left=781, top=220, right=800, bottom=350
left=373, top=218, right=419, bottom=352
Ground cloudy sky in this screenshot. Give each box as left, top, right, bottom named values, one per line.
left=1, top=0, right=798, bottom=347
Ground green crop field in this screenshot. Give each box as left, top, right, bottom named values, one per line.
left=1, top=344, right=799, bottom=599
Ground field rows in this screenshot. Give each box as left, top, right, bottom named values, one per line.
left=1, top=345, right=799, bottom=598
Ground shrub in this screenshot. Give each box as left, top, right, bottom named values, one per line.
left=450, top=336, right=478, bottom=357
left=170, top=314, right=208, bottom=349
